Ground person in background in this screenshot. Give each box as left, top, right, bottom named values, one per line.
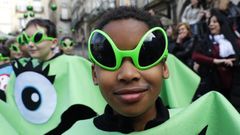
left=192, top=9, right=240, bottom=100
left=5, top=18, right=104, bottom=134
left=4, top=38, right=22, bottom=61
left=21, top=19, right=59, bottom=62
left=166, top=24, right=176, bottom=53
left=215, top=0, right=240, bottom=38
left=172, top=22, right=195, bottom=69
left=181, top=0, right=204, bottom=35
left=59, top=36, right=76, bottom=55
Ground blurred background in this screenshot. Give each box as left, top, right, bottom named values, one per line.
left=0, top=0, right=239, bottom=57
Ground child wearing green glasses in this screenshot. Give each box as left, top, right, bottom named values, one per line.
left=59, top=36, right=75, bottom=55
left=3, top=18, right=105, bottom=134
left=4, top=38, right=23, bottom=61
left=64, top=6, right=240, bottom=135
left=22, top=19, right=58, bottom=61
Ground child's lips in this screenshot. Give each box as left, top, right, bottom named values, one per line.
left=114, top=87, right=148, bottom=104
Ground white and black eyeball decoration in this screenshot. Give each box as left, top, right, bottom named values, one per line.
left=13, top=61, right=56, bottom=124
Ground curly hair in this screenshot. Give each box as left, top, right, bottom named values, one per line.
left=95, top=6, right=162, bottom=30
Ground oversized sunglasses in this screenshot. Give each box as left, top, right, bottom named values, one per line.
left=22, top=30, right=54, bottom=45
left=61, top=40, right=74, bottom=48
left=9, top=44, right=21, bottom=53
left=88, top=27, right=168, bottom=71
left=0, top=53, right=9, bottom=62
left=17, top=34, right=25, bottom=46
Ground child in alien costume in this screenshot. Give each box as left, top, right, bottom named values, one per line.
left=0, top=11, right=217, bottom=134
left=64, top=6, right=240, bottom=135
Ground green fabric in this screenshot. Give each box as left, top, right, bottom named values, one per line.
left=161, top=54, right=200, bottom=108
left=0, top=107, right=18, bottom=135
left=0, top=55, right=106, bottom=134
left=0, top=54, right=200, bottom=134
left=64, top=91, right=240, bottom=135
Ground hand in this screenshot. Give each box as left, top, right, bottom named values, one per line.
left=199, top=10, right=205, bottom=18
left=176, top=34, right=184, bottom=43
left=223, top=58, right=236, bottom=67
left=193, top=62, right=200, bottom=72
left=213, top=58, right=236, bottom=67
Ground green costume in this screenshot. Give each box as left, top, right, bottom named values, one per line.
left=161, top=54, right=200, bottom=108
left=64, top=91, right=240, bottom=135
left=0, top=54, right=200, bottom=134
left=0, top=54, right=106, bottom=134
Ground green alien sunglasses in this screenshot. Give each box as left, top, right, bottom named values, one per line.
left=60, top=39, right=74, bottom=48
left=0, top=53, right=9, bottom=62
left=22, top=30, right=55, bottom=45
left=9, top=44, right=21, bottom=53
left=88, top=27, right=168, bottom=71
left=17, top=34, right=25, bottom=46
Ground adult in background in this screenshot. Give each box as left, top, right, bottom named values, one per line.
left=172, top=22, right=195, bottom=69
left=192, top=9, right=240, bottom=100
left=181, top=0, right=204, bottom=35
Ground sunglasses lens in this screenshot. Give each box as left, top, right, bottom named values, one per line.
left=63, top=43, right=67, bottom=47
left=139, top=30, right=166, bottom=66
left=13, top=46, right=18, bottom=52
left=33, top=32, right=43, bottom=43
left=90, top=32, right=116, bottom=67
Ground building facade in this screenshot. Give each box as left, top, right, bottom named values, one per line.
left=0, top=0, right=52, bottom=35
left=70, top=0, right=180, bottom=46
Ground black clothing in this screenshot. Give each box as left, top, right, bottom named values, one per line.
left=172, top=36, right=195, bottom=69
left=93, top=97, right=169, bottom=134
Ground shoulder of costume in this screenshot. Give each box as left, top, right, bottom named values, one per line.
left=64, top=91, right=240, bottom=135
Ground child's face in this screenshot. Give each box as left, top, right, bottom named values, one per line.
left=25, top=25, right=57, bottom=61
left=10, top=43, right=22, bottom=59
left=92, top=19, right=169, bottom=117
left=60, top=39, right=74, bottom=55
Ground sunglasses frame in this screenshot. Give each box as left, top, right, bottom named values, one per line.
left=22, top=30, right=55, bottom=45
left=9, top=44, right=21, bottom=53
left=60, top=40, right=74, bottom=48
left=88, top=27, right=168, bottom=71
left=17, top=34, right=25, bottom=46
left=0, top=53, right=9, bottom=62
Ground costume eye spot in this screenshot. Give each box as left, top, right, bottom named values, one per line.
left=13, top=62, right=56, bottom=124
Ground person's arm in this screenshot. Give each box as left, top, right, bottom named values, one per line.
left=192, top=51, right=214, bottom=64
left=181, top=5, right=189, bottom=22
left=192, top=51, right=236, bottom=66
left=192, top=7, right=205, bottom=24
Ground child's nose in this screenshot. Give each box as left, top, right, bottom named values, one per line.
left=117, top=59, right=140, bottom=83
left=28, top=42, right=35, bottom=48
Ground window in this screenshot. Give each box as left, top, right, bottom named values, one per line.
left=16, top=0, right=28, bottom=13
left=32, top=1, right=43, bottom=13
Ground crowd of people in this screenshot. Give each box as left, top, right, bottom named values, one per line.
left=166, top=0, right=240, bottom=111
left=0, top=0, right=239, bottom=134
